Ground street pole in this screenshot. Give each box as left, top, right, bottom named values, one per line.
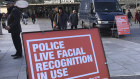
left=136, top=0, right=138, bottom=9
left=60, top=0, right=61, bottom=3
left=0, top=5, right=3, bottom=35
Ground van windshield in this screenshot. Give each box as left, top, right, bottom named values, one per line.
left=95, top=2, right=122, bottom=12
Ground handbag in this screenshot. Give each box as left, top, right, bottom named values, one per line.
left=67, top=22, right=72, bottom=27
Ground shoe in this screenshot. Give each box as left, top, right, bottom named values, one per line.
left=13, top=55, right=22, bottom=59
left=11, top=54, right=18, bottom=57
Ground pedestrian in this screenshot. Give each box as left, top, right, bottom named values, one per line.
left=35, top=14, right=37, bottom=22
left=127, top=9, right=133, bottom=26
left=135, top=10, right=139, bottom=24
left=27, top=11, right=30, bottom=18
left=23, top=12, right=28, bottom=25
left=54, top=7, right=68, bottom=30
left=69, top=10, right=78, bottom=29
left=1, top=13, right=7, bottom=28
left=0, top=13, right=1, bottom=25
left=4, top=0, right=22, bottom=59
left=31, top=13, right=36, bottom=24
left=138, top=11, right=140, bottom=24
left=49, top=10, right=56, bottom=29
left=0, top=13, right=1, bottom=19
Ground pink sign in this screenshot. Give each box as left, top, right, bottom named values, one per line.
left=115, top=15, right=131, bottom=35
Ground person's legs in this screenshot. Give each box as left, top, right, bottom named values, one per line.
left=32, top=18, right=35, bottom=24
left=62, top=26, right=67, bottom=30
left=137, top=19, right=139, bottom=24
left=75, top=25, right=77, bottom=29
left=32, top=18, right=33, bottom=23
left=11, top=34, right=17, bottom=56
left=128, top=18, right=132, bottom=26
left=58, top=25, right=61, bottom=30
left=138, top=19, right=140, bottom=24
left=11, top=33, right=22, bottom=58
left=135, top=18, right=136, bottom=24
left=51, top=20, right=53, bottom=28
left=71, top=25, right=74, bottom=29
left=130, top=19, right=132, bottom=26
left=33, top=19, right=35, bottom=24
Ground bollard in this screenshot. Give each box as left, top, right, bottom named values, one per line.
left=0, top=22, right=2, bottom=35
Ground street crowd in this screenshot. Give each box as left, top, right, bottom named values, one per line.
left=127, top=9, right=140, bottom=26
left=0, top=0, right=79, bottom=59
left=48, top=7, right=78, bottom=30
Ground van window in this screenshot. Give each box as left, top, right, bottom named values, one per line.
left=95, top=2, right=122, bottom=12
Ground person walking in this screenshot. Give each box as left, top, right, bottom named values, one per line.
left=31, top=13, right=36, bottom=24
left=23, top=12, right=28, bottom=25
left=4, top=0, right=22, bottom=59
left=0, top=13, right=2, bottom=21
left=49, top=10, right=56, bottom=29
left=1, top=13, right=7, bottom=28
left=138, top=11, right=140, bottom=24
left=69, top=10, right=78, bottom=29
left=35, top=14, right=37, bottom=22
left=127, top=10, right=133, bottom=26
left=0, top=13, right=2, bottom=35
left=135, top=10, right=139, bottom=24
left=54, top=7, right=68, bottom=30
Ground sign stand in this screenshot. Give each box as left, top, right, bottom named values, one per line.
left=112, top=15, right=131, bottom=38
left=111, top=20, right=119, bottom=38
left=25, top=31, right=46, bottom=79
left=26, top=66, right=29, bottom=79
left=22, top=28, right=110, bottom=79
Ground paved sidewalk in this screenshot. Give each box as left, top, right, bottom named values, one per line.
left=0, top=19, right=140, bottom=79
left=0, top=20, right=41, bottom=79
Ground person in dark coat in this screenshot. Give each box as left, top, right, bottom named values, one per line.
left=23, top=12, right=28, bottom=25
left=138, top=11, right=140, bottom=24
left=54, top=7, right=68, bottom=30
left=49, top=10, right=56, bottom=28
left=1, top=13, right=7, bottom=28
left=31, top=13, right=36, bottom=24
left=0, top=13, right=2, bottom=21
left=69, top=10, right=78, bottom=29
left=5, top=0, right=22, bottom=59
left=135, top=10, right=139, bottom=24
left=127, top=10, right=133, bottom=26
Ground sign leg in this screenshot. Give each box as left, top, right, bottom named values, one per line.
left=26, top=66, right=29, bottom=79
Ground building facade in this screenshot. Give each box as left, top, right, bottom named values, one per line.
left=0, top=0, right=139, bottom=15
left=0, top=0, right=139, bottom=5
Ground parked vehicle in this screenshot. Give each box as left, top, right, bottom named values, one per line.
left=79, top=0, right=124, bottom=29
